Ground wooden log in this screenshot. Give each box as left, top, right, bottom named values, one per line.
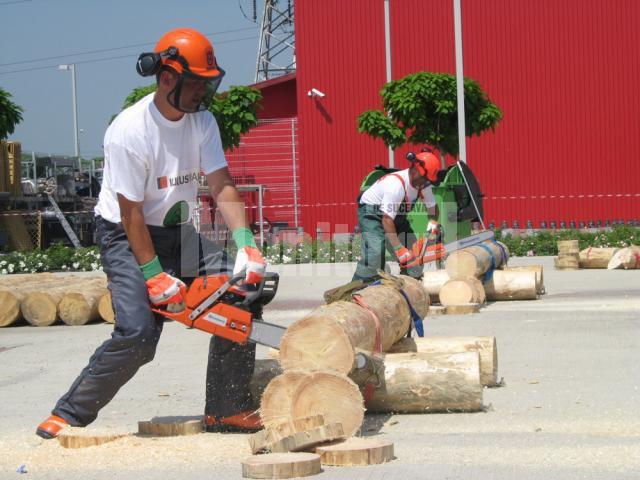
left=396, top=275, right=430, bottom=318
left=251, top=423, right=345, bottom=454
left=58, top=427, right=130, bottom=449
left=428, top=305, right=446, bottom=315
left=578, top=247, right=620, bottom=269
left=138, top=416, right=203, bottom=436
left=363, top=352, right=483, bottom=412
left=445, top=303, right=480, bottom=315
left=439, top=278, right=484, bottom=306
left=249, top=415, right=326, bottom=454
left=444, top=240, right=509, bottom=278
left=422, top=270, right=450, bottom=303
left=0, top=290, right=22, bottom=327
left=557, top=239, right=580, bottom=255
left=250, top=359, right=283, bottom=410
left=484, top=269, right=538, bottom=301
left=607, top=246, right=640, bottom=270
left=386, top=336, right=498, bottom=387
left=21, top=290, right=64, bottom=326
left=241, top=452, right=321, bottom=479
left=260, top=370, right=310, bottom=427
left=97, top=291, right=115, bottom=323
left=504, top=265, right=545, bottom=294
left=59, top=286, right=108, bottom=326
left=315, top=437, right=395, bottom=466
left=554, top=255, right=579, bottom=270
left=0, top=272, right=55, bottom=287
left=279, top=277, right=428, bottom=375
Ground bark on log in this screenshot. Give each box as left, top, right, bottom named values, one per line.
left=261, top=371, right=365, bottom=437
left=97, top=291, right=115, bottom=323
left=279, top=277, right=428, bottom=375
left=484, top=270, right=538, bottom=301
left=444, top=240, right=509, bottom=278
left=607, top=246, right=640, bottom=270
left=386, top=336, right=498, bottom=386
left=315, top=437, right=395, bottom=466
left=362, top=352, right=483, bottom=413
left=554, top=255, right=579, bottom=270
left=557, top=240, right=580, bottom=255
left=578, top=247, right=619, bottom=269
left=241, top=453, right=321, bottom=479
left=504, top=265, right=545, bottom=294
left=59, top=286, right=108, bottom=326
left=422, top=270, right=450, bottom=303
left=439, top=278, right=485, bottom=306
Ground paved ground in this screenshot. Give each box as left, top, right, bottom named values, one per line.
left=1, top=257, right=639, bottom=479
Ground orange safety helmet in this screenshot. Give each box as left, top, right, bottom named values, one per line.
left=406, top=150, right=441, bottom=184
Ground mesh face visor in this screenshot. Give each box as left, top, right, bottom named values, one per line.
left=167, top=67, right=226, bottom=113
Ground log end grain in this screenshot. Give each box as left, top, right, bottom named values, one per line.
left=241, top=452, right=321, bottom=479
left=97, top=291, right=115, bottom=323
left=260, top=371, right=310, bottom=427
left=58, top=293, right=93, bottom=326
left=0, top=290, right=20, bottom=327
left=21, top=292, right=58, bottom=326
left=315, top=436, right=395, bottom=466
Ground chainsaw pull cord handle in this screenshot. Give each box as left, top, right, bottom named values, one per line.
left=351, top=293, right=383, bottom=404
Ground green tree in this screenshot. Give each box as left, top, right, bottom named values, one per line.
left=112, top=84, right=261, bottom=150
left=358, top=72, right=502, bottom=156
left=0, top=87, right=24, bottom=140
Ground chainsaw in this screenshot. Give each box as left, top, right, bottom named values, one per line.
left=407, top=229, right=495, bottom=267
left=152, top=272, right=286, bottom=349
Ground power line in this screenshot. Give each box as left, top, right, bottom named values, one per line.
left=0, top=0, right=32, bottom=5
left=0, top=27, right=258, bottom=68
left=0, top=35, right=259, bottom=76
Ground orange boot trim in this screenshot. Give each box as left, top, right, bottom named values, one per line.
left=204, top=410, right=262, bottom=432
left=36, top=415, right=69, bottom=439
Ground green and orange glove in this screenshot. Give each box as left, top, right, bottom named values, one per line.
left=232, top=227, right=266, bottom=284
left=140, top=256, right=187, bottom=306
left=394, top=244, right=415, bottom=267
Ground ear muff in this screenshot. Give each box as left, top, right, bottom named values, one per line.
left=136, top=46, right=184, bottom=77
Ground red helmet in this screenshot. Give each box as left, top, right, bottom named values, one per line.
left=415, top=151, right=440, bottom=183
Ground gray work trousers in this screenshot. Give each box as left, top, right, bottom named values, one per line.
left=52, top=217, right=256, bottom=426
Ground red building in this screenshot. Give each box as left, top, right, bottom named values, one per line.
left=228, top=0, right=640, bottom=237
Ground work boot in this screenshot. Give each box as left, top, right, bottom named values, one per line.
left=36, top=415, right=69, bottom=439
left=204, top=410, right=262, bottom=433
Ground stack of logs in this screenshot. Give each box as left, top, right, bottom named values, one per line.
left=423, top=240, right=543, bottom=312
left=241, top=274, right=499, bottom=475
left=578, top=246, right=640, bottom=270
left=0, top=273, right=114, bottom=327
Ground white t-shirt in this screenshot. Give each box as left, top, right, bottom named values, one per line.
left=360, top=168, right=437, bottom=220
left=95, top=93, right=227, bottom=226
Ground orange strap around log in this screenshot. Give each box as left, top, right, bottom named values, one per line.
left=351, top=293, right=382, bottom=404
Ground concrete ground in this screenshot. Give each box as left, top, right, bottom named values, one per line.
left=0, top=257, right=639, bottom=479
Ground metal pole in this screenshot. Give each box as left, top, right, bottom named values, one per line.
left=291, top=118, right=299, bottom=228
left=258, top=185, right=264, bottom=247
left=70, top=64, right=80, bottom=160
left=384, top=0, right=394, bottom=168
left=453, top=0, right=467, bottom=164
left=32, top=151, right=36, bottom=182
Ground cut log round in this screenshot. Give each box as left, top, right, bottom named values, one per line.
left=579, top=247, right=619, bottom=269
left=250, top=359, right=283, bottom=410
left=0, top=290, right=21, bottom=327
left=445, top=303, right=480, bottom=315
left=387, top=336, right=498, bottom=386
left=260, top=370, right=310, bottom=427
left=484, top=270, right=538, bottom=301
left=504, top=265, right=545, bottom=294
left=21, top=291, right=63, bottom=326
left=290, top=371, right=365, bottom=437
left=249, top=415, right=326, bottom=454
left=444, top=240, right=509, bottom=278
left=138, top=417, right=203, bottom=436
left=607, top=246, right=640, bottom=270
left=315, top=436, right=394, bottom=466
left=554, top=255, right=579, bottom=269
left=241, top=452, right=321, bottom=479
left=59, top=286, right=108, bottom=326
left=58, top=427, right=130, bottom=449
left=251, top=423, right=345, bottom=454
left=279, top=279, right=427, bottom=375
left=422, top=270, right=450, bottom=303
left=557, top=240, right=580, bottom=255
left=439, top=278, right=484, bottom=306
left=363, top=351, right=483, bottom=412
left=97, top=291, right=115, bottom=323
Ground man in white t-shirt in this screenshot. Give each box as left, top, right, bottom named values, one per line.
left=353, top=151, right=443, bottom=282
left=36, top=28, right=266, bottom=439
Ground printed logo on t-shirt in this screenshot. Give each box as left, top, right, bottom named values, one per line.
left=156, top=169, right=200, bottom=190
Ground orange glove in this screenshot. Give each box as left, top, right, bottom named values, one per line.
left=146, top=272, right=187, bottom=306
left=234, top=246, right=266, bottom=284
left=394, top=245, right=415, bottom=267
left=411, top=238, right=427, bottom=258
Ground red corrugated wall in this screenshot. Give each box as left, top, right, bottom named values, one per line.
left=296, top=0, right=640, bottom=234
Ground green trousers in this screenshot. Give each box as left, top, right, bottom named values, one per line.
left=352, top=203, right=422, bottom=282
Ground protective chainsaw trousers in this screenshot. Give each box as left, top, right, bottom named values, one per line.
left=352, top=203, right=422, bottom=283
left=52, top=217, right=256, bottom=426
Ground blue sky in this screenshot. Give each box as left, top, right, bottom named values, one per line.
left=0, top=0, right=264, bottom=158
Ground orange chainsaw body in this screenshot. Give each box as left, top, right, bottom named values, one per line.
left=152, top=275, right=253, bottom=344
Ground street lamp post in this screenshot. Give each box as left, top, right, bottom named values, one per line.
left=58, top=64, right=80, bottom=161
